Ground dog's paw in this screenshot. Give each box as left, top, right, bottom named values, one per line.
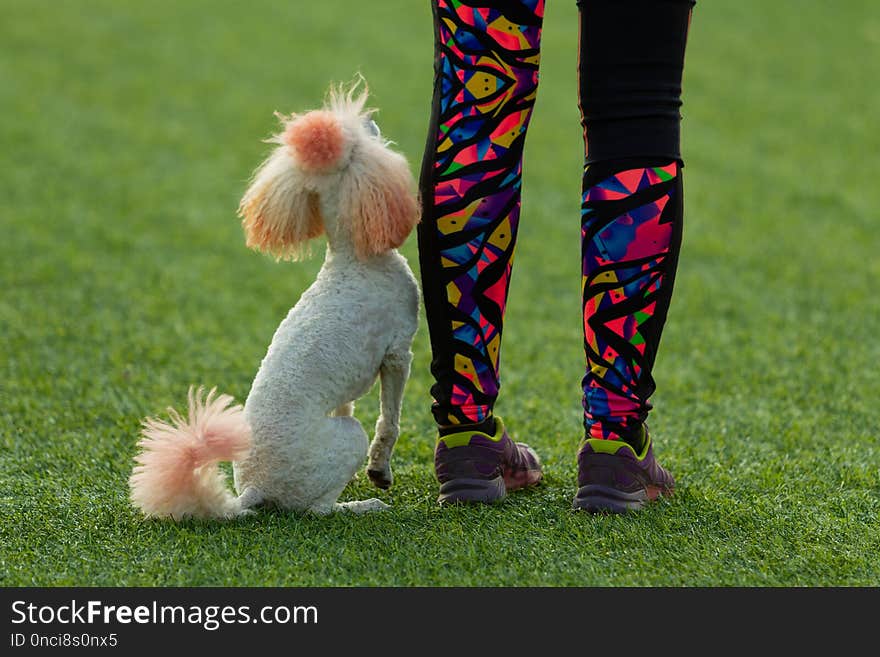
left=367, top=466, right=393, bottom=490
left=335, top=498, right=390, bottom=514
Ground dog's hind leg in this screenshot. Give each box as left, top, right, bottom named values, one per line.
left=334, top=498, right=390, bottom=513
left=236, top=485, right=264, bottom=513
left=305, top=416, right=389, bottom=515
left=366, top=351, right=412, bottom=490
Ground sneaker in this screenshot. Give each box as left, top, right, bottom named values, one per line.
left=434, top=416, right=543, bottom=504
left=573, top=425, right=674, bottom=513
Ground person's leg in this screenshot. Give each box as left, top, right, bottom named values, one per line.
left=574, top=0, right=694, bottom=512
left=418, top=0, right=545, bottom=503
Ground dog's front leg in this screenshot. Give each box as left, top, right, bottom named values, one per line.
left=366, top=350, right=411, bottom=489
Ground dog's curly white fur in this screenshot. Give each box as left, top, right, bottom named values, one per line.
left=130, top=84, right=420, bottom=519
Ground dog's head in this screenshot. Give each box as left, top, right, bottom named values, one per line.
left=238, top=82, right=420, bottom=261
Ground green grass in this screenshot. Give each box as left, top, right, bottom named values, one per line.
left=2, top=0, right=879, bottom=586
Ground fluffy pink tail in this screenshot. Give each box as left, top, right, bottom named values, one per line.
left=130, top=387, right=252, bottom=520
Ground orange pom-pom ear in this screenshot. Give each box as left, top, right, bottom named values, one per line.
left=283, top=110, right=347, bottom=173
left=340, top=143, right=420, bottom=260
left=238, top=147, right=324, bottom=261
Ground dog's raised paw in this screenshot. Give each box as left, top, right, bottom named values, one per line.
left=367, top=468, right=393, bottom=490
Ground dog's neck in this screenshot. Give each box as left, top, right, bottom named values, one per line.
left=323, top=227, right=401, bottom=268
left=321, top=221, right=382, bottom=266
left=324, top=237, right=358, bottom=262
left=319, top=201, right=386, bottom=265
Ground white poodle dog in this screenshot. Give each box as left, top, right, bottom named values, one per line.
left=129, top=84, right=420, bottom=519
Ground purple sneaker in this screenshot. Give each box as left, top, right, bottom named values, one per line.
left=435, top=416, right=542, bottom=504
left=573, top=426, right=674, bottom=513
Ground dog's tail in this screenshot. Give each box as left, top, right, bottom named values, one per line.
left=129, top=387, right=255, bottom=520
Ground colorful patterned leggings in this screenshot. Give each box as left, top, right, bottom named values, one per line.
left=418, top=0, right=694, bottom=441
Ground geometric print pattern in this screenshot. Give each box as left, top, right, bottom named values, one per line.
left=581, top=162, right=680, bottom=440
left=426, top=0, right=545, bottom=425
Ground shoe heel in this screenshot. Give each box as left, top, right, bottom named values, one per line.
left=438, top=476, right=506, bottom=504
left=572, top=484, right=648, bottom=514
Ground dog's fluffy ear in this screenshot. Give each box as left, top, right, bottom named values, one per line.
left=238, top=145, right=324, bottom=261
left=341, top=143, right=420, bottom=260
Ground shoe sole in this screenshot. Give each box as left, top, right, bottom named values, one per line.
left=437, top=476, right=507, bottom=505
left=572, top=484, right=672, bottom=514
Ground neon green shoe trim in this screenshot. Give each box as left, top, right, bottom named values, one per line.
left=582, top=426, right=652, bottom=460
left=438, top=416, right=506, bottom=448
left=583, top=438, right=636, bottom=457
